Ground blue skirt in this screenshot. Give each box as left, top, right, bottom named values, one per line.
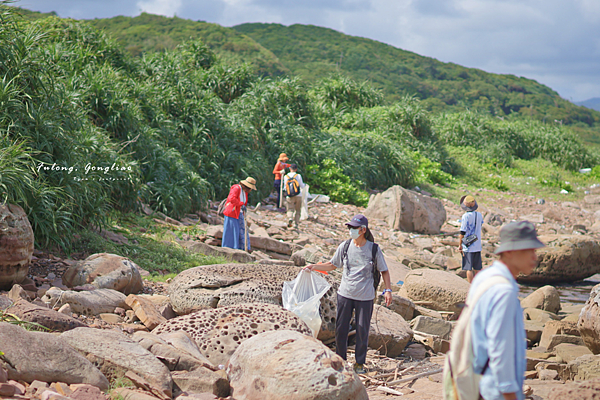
left=222, top=213, right=250, bottom=251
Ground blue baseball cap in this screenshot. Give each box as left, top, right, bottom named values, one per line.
left=345, top=214, right=368, bottom=228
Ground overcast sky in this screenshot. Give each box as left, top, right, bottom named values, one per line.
left=12, top=0, right=600, bottom=102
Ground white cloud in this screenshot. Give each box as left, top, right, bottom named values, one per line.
left=136, top=0, right=182, bottom=17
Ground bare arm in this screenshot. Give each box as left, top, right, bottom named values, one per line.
left=380, top=270, right=392, bottom=306
left=502, top=393, right=517, bottom=400
left=304, top=262, right=336, bottom=272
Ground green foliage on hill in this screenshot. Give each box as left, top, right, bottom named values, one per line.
left=16, top=8, right=600, bottom=146
left=234, top=23, right=600, bottom=140
left=86, top=13, right=289, bottom=77
left=1, top=4, right=599, bottom=250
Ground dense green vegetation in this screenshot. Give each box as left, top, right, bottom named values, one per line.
left=17, top=8, right=600, bottom=145
left=1, top=4, right=599, bottom=255
left=234, top=23, right=600, bottom=143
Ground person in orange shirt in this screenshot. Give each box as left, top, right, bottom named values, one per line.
left=273, top=153, right=290, bottom=208
left=222, top=177, right=257, bottom=250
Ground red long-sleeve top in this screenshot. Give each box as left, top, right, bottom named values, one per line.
left=223, top=184, right=248, bottom=219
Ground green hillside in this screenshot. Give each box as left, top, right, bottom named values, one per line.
left=234, top=23, right=600, bottom=138
left=85, top=13, right=288, bottom=77
left=17, top=8, right=600, bottom=144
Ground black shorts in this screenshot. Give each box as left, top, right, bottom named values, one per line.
left=462, top=251, right=482, bottom=271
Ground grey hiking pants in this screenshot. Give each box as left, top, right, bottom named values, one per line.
left=336, top=293, right=374, bottom=365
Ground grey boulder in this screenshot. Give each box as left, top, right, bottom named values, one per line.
left=61, top=327, right=172, bottom=398
left=0, top=322, right=108, bottom=390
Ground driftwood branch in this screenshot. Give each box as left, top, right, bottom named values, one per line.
left=376, top=386, right=404, bottom=396
left=387, top=368, right=443, bottom=386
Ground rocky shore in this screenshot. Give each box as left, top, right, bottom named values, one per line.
left=1, top=185, right=600, bottom=399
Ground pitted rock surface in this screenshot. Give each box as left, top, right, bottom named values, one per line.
left=579, top=283, right=600, bottom=354
left=226, top=330, right=367, bottom=400
left=152, top=303, right=312, bottom=366
left=168, top=264, right=338, bottom=340
left=0, top=204, right=34, bottom=290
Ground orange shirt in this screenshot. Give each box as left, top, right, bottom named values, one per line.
left=273, top=161, right=290, bottom=180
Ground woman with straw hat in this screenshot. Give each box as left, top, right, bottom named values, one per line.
left=222, top=177, right=257, bottom=251
left=273, top=153, right=290, bottom=209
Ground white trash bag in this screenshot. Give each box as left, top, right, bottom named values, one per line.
left=282, top=270, right=331, bottom=337
left=300, top=184, right=310, bottom=221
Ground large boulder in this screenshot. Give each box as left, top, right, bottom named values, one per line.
left=226, top=330, right=367, bottom=400
left=0, top=322, right=108, bottom=390
left=249, top=235, right=299, bottom=255
left=0, top=204, right=34, bottom=290
left=6, top=299, right=87, bottom=332
left=364, top=186, right=446, bottom=234
left=61, top=327, right=173, bottom=399
left=42, top=287, right=128, bottom=316
left=562, top=354, right=600, bottom=381
left=399, top=269, right=470, bottom=313
left=520, top=286, right=561, bottom=314
left=0, top=295, right=13, bottom=309
left=168, top=264, right=338, bottom=341
left=152, top=303, right=312, bottom=366
left=290, top=247, right=328, bottom=267
left=132, top=331, right=214, bottom=371
left=62, top=253, right=143, bottom=295
left=369, top=305, right=413, bottom=357
left=517, top=235, right=600, bottom=284
left=539, top=320, right=580, bottom=350
left=411, top=315, right=453, bottom=340
left=578, top=283, right=600, bottom=354
left=179, top=241, right=255, bottom=263
left=375, top=294, right=415, bottom=320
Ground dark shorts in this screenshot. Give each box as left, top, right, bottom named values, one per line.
left=462, top=251, right=482, bottom=271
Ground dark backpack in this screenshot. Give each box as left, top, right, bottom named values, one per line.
left=285, top=173, right=301, bottom=197
left=341, top=239, right=381, bottom=291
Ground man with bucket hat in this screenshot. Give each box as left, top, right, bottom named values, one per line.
left=444, top=221, right=545, bottom=400
left=458, top=195, right=483, bottom=283
left=304, top=214, right=393, bottom=374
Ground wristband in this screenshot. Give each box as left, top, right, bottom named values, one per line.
left=382, top=289, right=392, bottom=295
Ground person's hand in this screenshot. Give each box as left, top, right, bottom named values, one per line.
left=458, top=244, right=463, bottom=256
left=303, top=264, right=316, bottom=272
left=384, top=291, right=393, bottom=307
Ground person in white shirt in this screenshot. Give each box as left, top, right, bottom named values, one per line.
left=283, top=164, right=305, bottom=229
left=458, top=195, right=483, bottom=283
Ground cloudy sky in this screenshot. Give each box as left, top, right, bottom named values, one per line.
left=12, top=0, right=600, bottom=102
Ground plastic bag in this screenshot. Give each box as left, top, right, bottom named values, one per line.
left=300, top=184, right=310, bottom=221
left=282, top=270, right=331, bottom=337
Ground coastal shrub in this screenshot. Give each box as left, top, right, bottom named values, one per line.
left=305, top=159, right=369, bottom=206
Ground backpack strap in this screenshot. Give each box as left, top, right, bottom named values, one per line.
left=342, top=239, right=380, bottom=275
left=371, top=243, right=379, bottom=272
left=341, top=239, right=352, bottom=270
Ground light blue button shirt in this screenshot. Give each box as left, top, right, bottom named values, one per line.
left=470, top=260, right=526, bottom=400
